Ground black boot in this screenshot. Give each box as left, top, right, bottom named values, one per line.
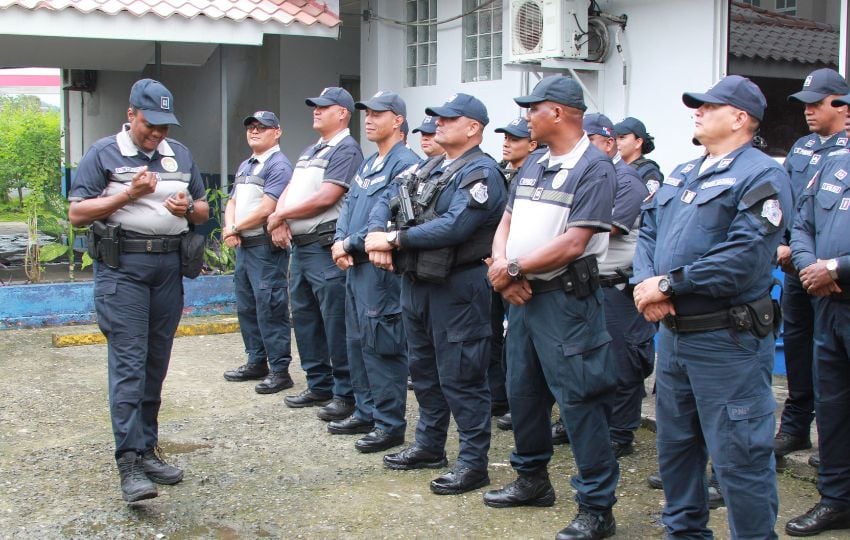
left=117, top=451, right=158, bottom=502
left=556, top=509, right=616, bottom=540
left=483, top=470, right=556, bottom=508
left=142, top=448, right=184, bottom=485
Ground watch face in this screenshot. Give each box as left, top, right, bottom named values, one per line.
left=659, top=278, right=671, bottom=293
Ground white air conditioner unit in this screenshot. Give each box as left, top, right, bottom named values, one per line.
left=511, top=0, right=589, bottom=62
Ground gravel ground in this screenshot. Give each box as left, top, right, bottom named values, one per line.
left=0, top=324, right=839, bottom=539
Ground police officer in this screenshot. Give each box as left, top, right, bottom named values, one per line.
left=68, top=79, right=209, bottom=502
left=484, top=76, right=619, bottom=540
left=584, top=113, right=654, bottom=459
left=613, top=117, right=663, bottom=194
left=329, top=91, right=419, bottom=453
left=496, top=117, right=538, bottom=183
left=785, top=92, right=850, bottom=538
left=632, top=75, right=791, bottom=539
left=411, top=115, right=444, bottom=158
left=365, top=93, right=507, bottom=495
left=774, top=68, right=850, bottom=459
left=267, top=87, right=363, bottom=421
left=221, top=111, right=294, bottom=394
left=488, top=117, right=539, bottom=424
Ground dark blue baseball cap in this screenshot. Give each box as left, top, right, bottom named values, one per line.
left=789, top=68, right=850, bottom=104
left=582, top=113, right=614, bottom=137
left=682, top=75, right=767, bottom=121
left=305, top=87, right=355, bottom=113
left=401, top=119, right=409, bottom=135
left=355, top=91, right=407, bottom=116
left=425, top=93, right=489, bottom=125
left=243, top=110, right=280, bottom=128
left=129, top=79, right=180, bottom=126
left=514, top=76, right=586, bottom=111
left=832, top=94, right=850, bottom=107
left=495, top=118, right=530, bottom=138
left=613, top=117, right=650, bottom=140
left=412, top=116, right=437, bottom=134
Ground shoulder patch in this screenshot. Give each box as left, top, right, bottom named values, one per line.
left=646, top=179, right=660, bottom=194
left=761, top=199, right=782, bottom=227
left=468, top=182, right=489, bottom=205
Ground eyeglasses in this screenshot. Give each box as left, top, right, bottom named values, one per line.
left=246, top=124, right=272, bottom=133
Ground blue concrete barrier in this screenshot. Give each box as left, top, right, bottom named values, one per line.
left=0, top=274, right=235, bottom=329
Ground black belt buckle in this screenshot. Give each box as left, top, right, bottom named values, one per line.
left=145, top=239, right=154, bottom=253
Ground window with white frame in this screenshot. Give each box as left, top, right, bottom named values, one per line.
left=406, top=0, right=437, bottom=87
left=741, top=0, right=760, bottom=6
left=462, top=0, right=503, bottom=82
left=775, top=0, right=796, bottom=15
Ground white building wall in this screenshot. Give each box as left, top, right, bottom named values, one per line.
left=361, top=0, right=727, bottom=175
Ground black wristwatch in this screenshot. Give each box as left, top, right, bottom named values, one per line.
left=658, top=276, right=674, bottom=297
left=507, top=259, right=523, bottom=281
left=185, top=198, right=195, bottom=217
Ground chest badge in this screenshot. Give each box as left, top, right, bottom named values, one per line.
left=681, top=190, right=696, bottom=204
left=840, top=198, right=850, bottom=211
left=532, top=187, right=544, bottom=201
left=838, top=138, right=848, bottom=146
left=160, top=156, right=178, bottom=172
left=810, top=154, right=822, bottom=166
left=836, top=169, right=848, bottom=181
left=681, top=163, right=695, bottom=174
left=552, top=169, right=568, bottom=190
left=805, top=139, right=816, bottom=148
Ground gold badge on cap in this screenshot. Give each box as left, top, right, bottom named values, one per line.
left=161, top=157, right=179, bottom=173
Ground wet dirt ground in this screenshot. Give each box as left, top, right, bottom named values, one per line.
left=0, top=325, right=839, bottom=539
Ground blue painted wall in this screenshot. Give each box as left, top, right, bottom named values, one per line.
left=0, top=274, right=235, bottom=329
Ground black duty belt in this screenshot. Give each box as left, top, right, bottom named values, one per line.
left=122, top=236, right=181, bottom=253
left=240, top=234, right=269, bottom=248
left=599, top=274, right=628, bottom=288
left=351, top=251, right=370, bottom=265
left=291, top=220, right=337, bottom=248
left=830, top=289, right=850, bottom=302
left=662, top=309, right=738, bottom=333
left=528, top=274, right=575, bottom=295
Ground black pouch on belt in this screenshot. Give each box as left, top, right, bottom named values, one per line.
left=568, top=256, right=600, bottom=299
left=180, top=231, right=206, bottom=278
left=315, top=220, right=337, bottom=247
left=745, top=294, right=775, bottom=338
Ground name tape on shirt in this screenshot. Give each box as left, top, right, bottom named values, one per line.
left=822, top=182, right=842, bottom=194
left=793, top=147, right=814, bottom=156
left=701, top=177, right=736, bottom=189
left=519, top=177, right=537, bottom=186
left=115, top=166, right=147, bottom=174
left=664, top=177, right=683, bottom=187
left=828, top=149, right=850, bottom=157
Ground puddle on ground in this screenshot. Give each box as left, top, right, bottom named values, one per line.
left=160, top=441, right=214, bottom=454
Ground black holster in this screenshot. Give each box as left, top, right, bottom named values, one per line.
left=413, top=247, right=456, bottom=283
left=745, top=294, right=779, bottom=338
left=180, top=231, right=205, bottom=278
left=88, top=221, right=122, bottom=269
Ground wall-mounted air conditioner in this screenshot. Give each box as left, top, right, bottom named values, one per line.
left=511, top=0, right=589, bottom=62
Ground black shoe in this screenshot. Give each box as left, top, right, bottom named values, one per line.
left=496, top=412, right=513, bottom=431
left=786, top=503, right=850, bottom=537
left=383, top=445, right=448, bottom=470
left=774, top=432, right=812, bottom=457
left=708, top=485, right=725, bottom=510
left=116, top=451, right=158, bottom=503
left=483, top=472, right=556, bottom=508
left=552, top=420, right=569, bottom=445
left=808, top=454, right=820, bottom=468
left=647, top=471, right=663, bottom=489
left=317, top=398, right=355, bottom=421
left=491, top=400, right=510, bottom=417
left=430, top=466, right=490, bottom=495
left=610, top=441, right=634, bottom=459
left=141, top=448, right=183, bottom=485
left=223, top=362, right=268, bottom=382
left=254, top=371, right=294, bottom=394
left=283, top=389, right=333, bottom=408
left=556, top=509, right=616, bottom=540
left=355, top=429, right=405, bottom=454
left=328, top=415, right=373, bottom=435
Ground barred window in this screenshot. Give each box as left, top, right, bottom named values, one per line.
left=462, top=0, right=503, bottom=82
left=406, top=0, right=437, bottom=87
